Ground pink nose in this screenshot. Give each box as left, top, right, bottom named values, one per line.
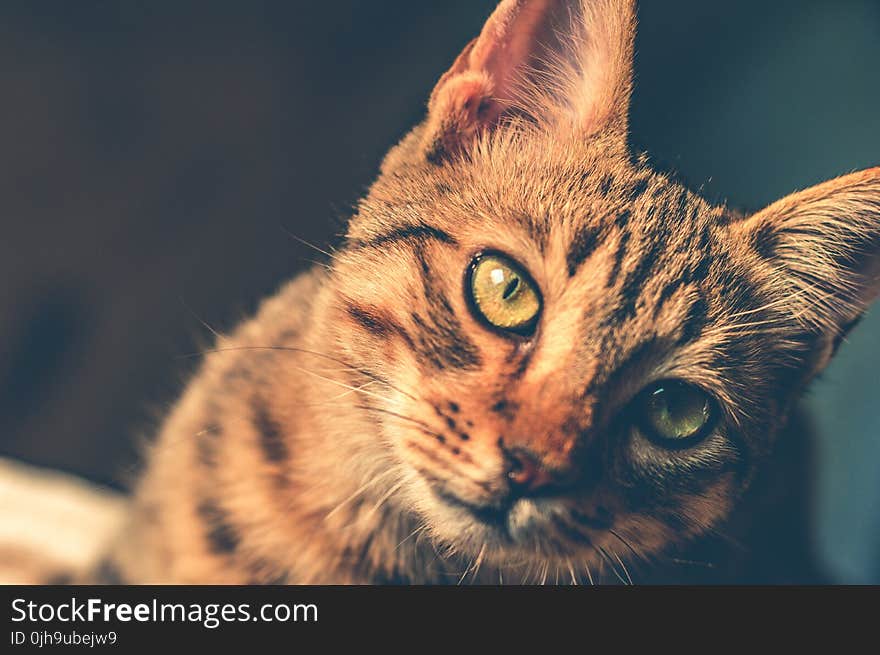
left=504, top=448, right=557, bottom=495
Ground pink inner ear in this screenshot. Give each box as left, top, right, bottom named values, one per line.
left=422, top=0, right=636, bottom=162
left=466, top=0, right=555, bottom=103
left=424, top=0, right=555, bottom=160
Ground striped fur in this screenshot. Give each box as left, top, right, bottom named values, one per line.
left=5, top=1, right=877, bottom=584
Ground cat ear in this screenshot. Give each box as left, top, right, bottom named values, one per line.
left=737, top=168, right=880, bottom=337
left=421, top=0, right=637, bottom=162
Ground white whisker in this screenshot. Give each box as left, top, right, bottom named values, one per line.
left=324, top=468, right=398, bottom=522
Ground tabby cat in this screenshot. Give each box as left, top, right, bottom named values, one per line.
left=4, top=0, right=879, bottom=584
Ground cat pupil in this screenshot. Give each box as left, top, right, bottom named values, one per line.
left=502, top=277, right=520, bottom=300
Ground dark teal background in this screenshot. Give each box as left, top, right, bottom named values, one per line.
left=0, top=1, right=876, bottom=582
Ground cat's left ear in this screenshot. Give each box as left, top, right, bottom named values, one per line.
left=420, top=0, right=637, bottom=162
left=735, top=167, right=880, bottom=344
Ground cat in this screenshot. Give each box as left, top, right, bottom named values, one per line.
left=2, top=0, right=878, bottom=584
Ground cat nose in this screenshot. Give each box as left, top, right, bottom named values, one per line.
left=503, top=447, right=565, bottom=496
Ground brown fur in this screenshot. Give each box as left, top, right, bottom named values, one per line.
left=27, top=0, right=880, bottom=584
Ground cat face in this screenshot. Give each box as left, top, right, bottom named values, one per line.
left=329, top=0, right=880, bottom=573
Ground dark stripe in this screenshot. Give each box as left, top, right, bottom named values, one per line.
left=613, top=208, right=632, bottom=230
left=607, top=229, right=631, bottom=286
left=693, top=224, right=713, bottom=258
left=252, top=395, right=289, bottom=464
left=751, top=222, right=780, bottom=259
left=627, top=177, right=650, bottom=202
left=371, top=570, right=412, bottom=585
left=345, top=531, right=412, bottom=584
left=197, top=423, right=222, bottom=468
left=350, top=224, right=456, bottom=251
left=550, top=514, right=593, bottom=545
left=679, top=226, right=713, bottom=283
left=608, top=233, right=664, bottom=325
left=515, top=212, right=549, bottom=252
left=406, top=440, right=454, bottom=474
left=597, top=172, right=615, bottom=195
left=688, top=251, right=712, bottom=284
left=92, top=558, right=125, bottom=584
left=677, top=294, right=710, bottom=346
left=411, top=312, right=481, bottom=370
left=346, top=303, right=416, bottom=352
left=510, top=346, right=534, bottom=379
left=650, top=231, right=714, bottom=321
left=246, top=558, right=290, bottom=585
left=567, top=224, right=602, bottom=276
left=717, top=268, right=760, bottom=309
left=673, top=189, right=694, bottom=224
left=347, top=304, right=393, bottom=338
left=654, top=280, right=684, bottom=319
left=248, top=572, right=290, bottom=585
left=197, top=499, right=241, bottom=555
left=412, top=248, right=481, bottom=370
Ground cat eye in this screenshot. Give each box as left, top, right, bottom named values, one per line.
left=636, top=380, right=715, bottom=446
left=466, top=253, right=541, bottom=334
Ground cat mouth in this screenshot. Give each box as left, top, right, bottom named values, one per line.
left=431, top=486, right=612, bottom=550
left=432, top=488, right=515, bottom=539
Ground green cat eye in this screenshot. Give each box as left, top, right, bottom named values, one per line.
left=638, top=381, right=714, bottom=445
left=467, top=253, right=541, bottom=334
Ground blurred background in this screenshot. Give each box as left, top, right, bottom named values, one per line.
left=0, top=1, right=877, bottom=582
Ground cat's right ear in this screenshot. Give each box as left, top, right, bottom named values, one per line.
left=734, top=167, right=880, bottom=370
left=417, top=0, right=637, bottom=163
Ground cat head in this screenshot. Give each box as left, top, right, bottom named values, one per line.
left=329, top=0, right=880, bottom=572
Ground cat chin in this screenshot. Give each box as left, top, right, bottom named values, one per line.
left=416, top=484, right=596, bottom=561
left=399, top=467, right=614, bottom=565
